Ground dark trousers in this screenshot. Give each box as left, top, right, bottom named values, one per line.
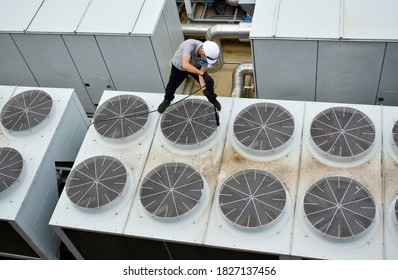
left=164, top=64, right=200, bottom=101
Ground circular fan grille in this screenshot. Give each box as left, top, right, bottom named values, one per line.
left=161, top=99, right=217, bottom=146
left=304, top=176, right=376, bottom=239
left=66, top=156, right=128, bottom=209
left=93, top=95, right=149, bottom=140
left=1, top=90, right=52, bottom=132
left=219, top=169, right=287, bottom=230
left=233, top=102, right=294, bottom=155
left=395, top=199, right=398, bottom=227
left=310, top=107, right=375, bottom=160
left=0, top=147, right=23, bottom=194
left=391, top=120, right=398, bottom=156
left=140, top=162, right=204, bottom=220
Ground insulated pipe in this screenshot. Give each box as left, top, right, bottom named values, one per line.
left=231, top=62, right=254, bottom=98
left=226, top=0, right=239, bottom=6
left=205, top=22, right=251, bottom=72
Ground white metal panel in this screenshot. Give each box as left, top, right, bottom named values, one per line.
left=316, top=41, right=385, bottom=104
left=63, top=35, right=115, bottom=106
left=343, top=0, right=398, bottom=40
left=27, top=0, right=91, bottom=33
left=0, top=34, right=38, bottom=87
left=0, top=0, right=43, bottom=32
left=11, top=34, right=95, bottom=113
left=96, top=36, right=164, bottom=93
left=249, top=0, right=278, bottom=39
left=163, top=0, right=184, bottom=53
left=253, top=40, right=317, bottom=101
left=132, top=0, right=164, bottom=35
left=376, top=43, right=398, bottom=106
left=276, top=0, right=340, bottom=39
left=76, top=0, right=145, bottom=34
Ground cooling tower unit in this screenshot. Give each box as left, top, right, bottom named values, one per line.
left=381, top=106, right=398, bottom=259
left=0, top=0, right=184, bottom=114
left=250, top=0, right=398, bottom=106
left=0, top=86, right=88, bottom=259
left=50, top=91, right=162, bottom=260
left=123, top=95, right=232, bottom=259
left=204, top=97, right=304, bottom=259
left=291, top=101, right=383, bottom=259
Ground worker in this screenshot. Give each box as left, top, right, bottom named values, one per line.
left=157, top=39, right=221, bottom=113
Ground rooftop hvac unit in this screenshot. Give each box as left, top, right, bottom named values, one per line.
left=0, top=85, right=88, bottom=259
left=381, top=106, right=398, bottom=259
left=291, top=101, right=383, bottom=260
left=204, top=98, right=304, bottom=258
left=123, top=95, right=232, bottom=259
left=49, top=91, right=162, bottom=259
left=0, top=0, right=184, bottom=114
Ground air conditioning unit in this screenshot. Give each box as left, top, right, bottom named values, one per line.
left=0, top=85, right=88, bottom=259
left=291, top=101, right=383, bottom=259
left=49, top=90, right=162, bottom=260
left=123, top=95, right=232, bottom=259
left=381, top=106, right=398, bottom=259
left=204, top=97, right=305, bottom=259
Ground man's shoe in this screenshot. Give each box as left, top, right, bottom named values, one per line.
left=212, top=99, right=221, bottom=111
left=157, top=99, right=171, bottom=113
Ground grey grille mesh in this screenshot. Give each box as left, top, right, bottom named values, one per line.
left=392, top=120, right=398, bottom=151
left=0, top=147, right=23, bottom=194
left=66, top=156, right=127, bottom=209
left=93, top=95, right=149, bottom=140
left=395, top=199, right=398, bottom=227
left=161, top=99, right=217, bottom=146
left=140, top=162, right=204, bottom=220
left=304, top=176, right=376, bottom=239
left=233, top=102, right=294, bottom=153
left=310, top=107, right=375, bottom=159
left=1, top=90, right=52, bottom=132
left=219, top=169, right=287, bottom=229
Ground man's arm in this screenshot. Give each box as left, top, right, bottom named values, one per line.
left=182, top=55, right=206, bottom=88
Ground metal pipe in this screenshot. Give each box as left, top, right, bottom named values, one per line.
left=206, top=22, right=251, bottom=72
left=231, top=62, right=254, bottom=98
left=226, top=0, right=239, bottom=6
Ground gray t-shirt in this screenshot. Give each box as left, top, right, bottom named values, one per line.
left=172, top=39, right=208, bottom=71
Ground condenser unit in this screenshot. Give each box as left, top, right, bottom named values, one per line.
left=123, top=95, right=232, bottom=259
left=381, top=106, right=398, bottom=259
left=291, top=101, right=383, bottom=260
left=49, top=90, right=163, bottom=259
left=204, top=97, right=304, bottom=258
left=0, top=85, right=88, bottom=259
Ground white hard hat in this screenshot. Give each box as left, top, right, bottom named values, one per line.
left=202, top=41, right=220, bottom=64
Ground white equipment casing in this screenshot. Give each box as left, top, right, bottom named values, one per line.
left=204, top=98, right=304, bottom=257
left=124, top=95, right=232, bottom=251
left=291, top=101, right=383, bottom=260
left=49, top=91, right=162, bottom=259
left=0, top=85, right=88, bottom=259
